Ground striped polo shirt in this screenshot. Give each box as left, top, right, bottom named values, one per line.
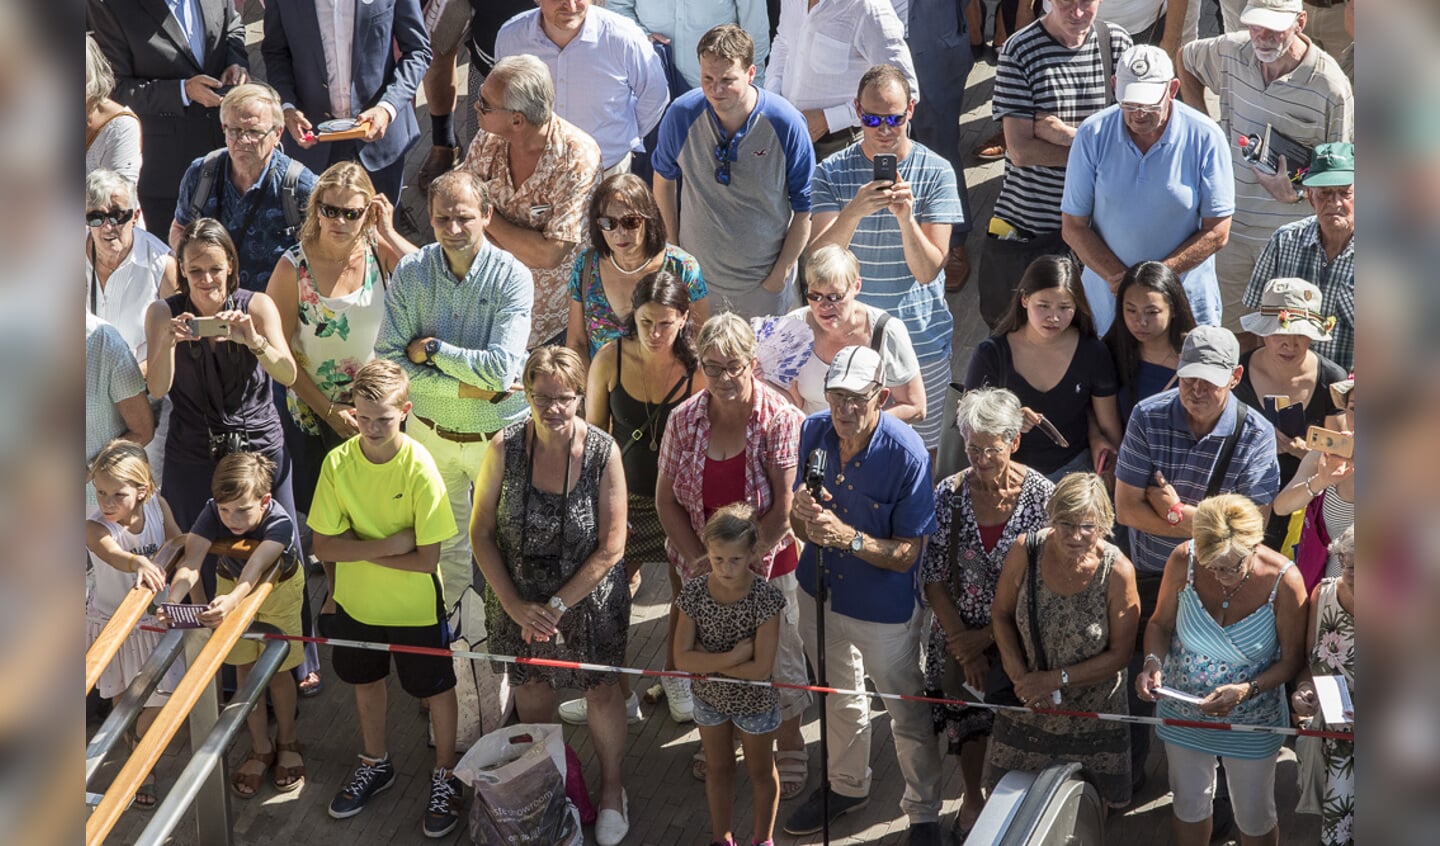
left=991, top=18, right=1132, bottom=235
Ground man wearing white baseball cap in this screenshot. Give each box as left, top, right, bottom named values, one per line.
left=1063, top=43, right=1234, bottom=334
left=1180, top=0, right=1352, bottom=340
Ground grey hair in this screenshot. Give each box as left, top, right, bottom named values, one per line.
left=1328, top=525, right=1355, bottom=562
left=955, top=387, right=1024, bottom=443
left=219, top=82, right=286, bottom=132
left=492, top=54, right=554, bottom=126
left=804, top=244, right=860, bottom=289
left=86, top=168, right=138, bottom=210
left=86, top=33, right=115, bottom=103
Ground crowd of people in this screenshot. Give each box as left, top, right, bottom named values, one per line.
left=84, top=1, right=1355, bottom=844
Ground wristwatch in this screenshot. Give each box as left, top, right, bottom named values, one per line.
left=849, top=530, right=864, bottom=553
left=423, top=338, right=441, bottom=366
left=547, top=595, right=568, bottom=614
left=1166, top=502, right=1185, bottom=525
left=1060, top=668, right=1070, bottom=690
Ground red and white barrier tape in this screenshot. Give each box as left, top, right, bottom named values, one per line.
left=140, top=624, right=1354, bottom=742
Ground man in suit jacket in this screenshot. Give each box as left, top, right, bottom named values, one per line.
left=87, top=0, right=250, bottom=231
left=263, top=0, right=432, bottom=208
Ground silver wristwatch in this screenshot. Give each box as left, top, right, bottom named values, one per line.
left=547, top=595, right=568, bottom=614
left=849, top=530, right=864, bottom=553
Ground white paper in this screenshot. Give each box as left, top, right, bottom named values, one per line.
left=1313, top=675, right=1355, bottom=726
left=1155, top=685, right=1207, bottom=706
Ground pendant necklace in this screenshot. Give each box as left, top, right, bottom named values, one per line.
left=1219, top=567, right=1252, bottom=610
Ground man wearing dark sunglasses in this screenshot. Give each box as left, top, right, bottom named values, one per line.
left=652, top=25, right=814, bottom=320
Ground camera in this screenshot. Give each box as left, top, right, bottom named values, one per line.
left=208, top=430, right=251, bottom=461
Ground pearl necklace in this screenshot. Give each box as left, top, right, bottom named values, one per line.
left=608, top=252, right=654, bottom=276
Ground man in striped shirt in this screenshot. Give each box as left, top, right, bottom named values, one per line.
left=1179, top=0, right=1353, bottom=341
left=977, top=0, right=1133, bottom=327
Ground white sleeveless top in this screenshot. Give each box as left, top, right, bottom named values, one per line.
left=87, top=496, right=167, bottom=619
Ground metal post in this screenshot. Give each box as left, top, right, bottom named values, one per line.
left=182, top=626, right=231, bottom=846
left=815, top=545, right=830, bottom=846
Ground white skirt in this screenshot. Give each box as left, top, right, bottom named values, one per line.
left=86, top=606, right=186, bottom=706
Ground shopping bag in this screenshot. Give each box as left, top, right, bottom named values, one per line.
left=454, top=723, right=581, bottom=846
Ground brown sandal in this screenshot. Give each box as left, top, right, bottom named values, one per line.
left=231, top=748, right=275, bottom=798
left=273, top=740, right=306, bottom=792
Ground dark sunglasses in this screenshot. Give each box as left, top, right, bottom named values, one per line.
left=714, top=137, right=740, bottom=186
left=596, top=214, right=647, bottom=232
left=85, top=208, right=136, bottom=228
left=317, top=201, right=368, bottom=221
left=805, top=290, right=848, bottom=304
left=857, top=110, right=908, bottom=128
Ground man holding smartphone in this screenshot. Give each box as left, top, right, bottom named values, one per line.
left=808, top=65, right=963, bottom=457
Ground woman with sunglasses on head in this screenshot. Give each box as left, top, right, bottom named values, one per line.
left=780, top=244, right=925, bottom=422
left=1137, top=495, right=1307, bottom=846
left=566, top=173, right=710, bottom=365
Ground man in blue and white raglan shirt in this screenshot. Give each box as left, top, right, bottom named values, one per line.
left=652, top=24, right=814, bottom=320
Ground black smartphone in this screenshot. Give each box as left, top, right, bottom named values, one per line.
left=214, top=84, right=235, bottom=99
left=873, top=153, right=897, bottom=184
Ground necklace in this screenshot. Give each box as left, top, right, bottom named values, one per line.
left=638, top=359, right=661, bottom=451
left=1219, top=567, right=1252, bottom=610
left=608, top=251, right=653, bottom=276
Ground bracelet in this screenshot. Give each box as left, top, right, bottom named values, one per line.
left=129, top=553, right=141, bottom=572
left=1245, top=680, right=1260, bottom=702
left=327, top=400, right=336, bottom=419
left=1304, top=474, right=1321, bottom=498
left=1143, top=653, right=1164, bottom=669
left=250, top=334, right=269, bottom=354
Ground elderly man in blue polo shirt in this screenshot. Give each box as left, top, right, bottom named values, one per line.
left=1062, top=44, right=1234, bottom=334
left=1113, top=324, right=1279, bottom=799
left=787, top=345, right=943, bottom=845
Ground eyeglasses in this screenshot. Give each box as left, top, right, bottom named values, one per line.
left=805, top=289, right=849, bottom=304
left=1054, top=521, right=1100, bottom=538
left=475, top=95, right=504, bottom=116
left=223, top=126, right=277, bottom=143
left=596, top=214, right=646, bottom=232
left=964, top=445, right=1007, bottom=461
left=700, top=358, right=748, bottom=379
left=317, top=201, right=368, bottom=221
left=1119, top=102, right=1166, bottom=115
left=714, top=137, right=740, bottom=186
left=1206, top=550, right=1253, bottom=578
left=825, top=387, right=882, bottom=409
left=529, top=393, right=581, bottom=409
left=85, top=208, right=136, bottom=228
left=857, top=110, right=908, bottom=128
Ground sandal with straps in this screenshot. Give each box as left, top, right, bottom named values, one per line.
left=273, top=740, right=306, bottom=792
left=231, top=747, right=275, bottom=799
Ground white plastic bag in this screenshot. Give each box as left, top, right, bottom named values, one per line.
left=454, top=723, right=581, bottom=846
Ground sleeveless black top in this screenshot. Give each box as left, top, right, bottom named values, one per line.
left=607, top=339, right=692, bottom=497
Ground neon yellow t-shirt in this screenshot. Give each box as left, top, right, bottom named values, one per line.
left=308, top=436, right=457, bottom=626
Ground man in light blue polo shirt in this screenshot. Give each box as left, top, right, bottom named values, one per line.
left=652, top=24, right=814, bottom=320
left=1062, top=44, right=1234, bottom=334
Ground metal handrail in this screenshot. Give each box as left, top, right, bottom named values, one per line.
left=994, top=761, right=1105, bottom=846
left=85, top=537, right=186, bottom=696
left=85, top=627, right=187, bottom=786
left=136, top=629, right=291, bottom=846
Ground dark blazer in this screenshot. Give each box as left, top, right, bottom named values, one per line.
left=261, top=0, right=431, bottom=174
left=87, top=0, right=247, bottom=215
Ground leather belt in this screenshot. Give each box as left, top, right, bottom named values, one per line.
left=413, top=414, right=499, bottom=443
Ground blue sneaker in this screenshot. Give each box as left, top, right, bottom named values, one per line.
left=328, top=755, right=396, bottom=819
left=423, top=767, right=464, bottom=838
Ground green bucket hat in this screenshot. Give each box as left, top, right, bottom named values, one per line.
left=1301, top=142, right=1355, bottom=187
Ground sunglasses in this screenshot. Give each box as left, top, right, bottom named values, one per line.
left=318, top=201, right=368, bottom=221
left=714, top=137, right=740, bottom=186
left=857, top=110, right=908, bottom=128
left=86, top=208, right=136, bottom=228
left=805, top=290, right=848, bottom=304
left=475, top=95, right=502, bottom=115
left=596, top=214, right=646, bottom=232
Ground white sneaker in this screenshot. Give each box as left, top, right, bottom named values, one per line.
left=557, top=691, right=642, bottom=725
left=660, top=676, right=694, bottom=723
left=594, top=790, right=629, bottom=846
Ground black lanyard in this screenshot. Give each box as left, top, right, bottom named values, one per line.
left=88, top=240, right=100, bottom=316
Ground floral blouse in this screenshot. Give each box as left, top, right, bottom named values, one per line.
left=282, top=243, right=386, bottom=436
left=568, top=244, right=707, bottom=357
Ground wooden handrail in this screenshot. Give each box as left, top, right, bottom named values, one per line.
left=86, top=544, right=275, bottom=846
left=85, top=538, right=186, bottom=696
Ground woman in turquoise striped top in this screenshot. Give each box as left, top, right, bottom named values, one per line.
left=1137, top=495, right=1307, bottom=846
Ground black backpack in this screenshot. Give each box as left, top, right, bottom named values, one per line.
left=186, top=148, right=305, bottom=231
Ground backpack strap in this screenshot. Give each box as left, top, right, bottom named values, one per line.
left=1205, top=402, right=1249, bottom=499
left=280, top=159, right=305, bottom=230
left=1095, top=20, right=1116, bottom=108
left=186, top=148, right=227, bottom=223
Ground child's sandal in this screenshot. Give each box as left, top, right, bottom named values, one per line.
left=272, top=740, right=306, bottom=792
left=230, top=748, right=275, bottom=798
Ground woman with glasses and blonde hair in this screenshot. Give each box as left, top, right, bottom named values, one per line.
left=922, top=387, right=1054, bottom=837
left=988, top=473, right=1140, bottom=810
left=655, top=314, right=812, bottom=797
left=567, top=173, right=710, bottom=363
left=1137, top=494, right=1308, bottom=846
left=470, top=345, right=632, bottom=841
left=780, top=244, right=925, bottom=422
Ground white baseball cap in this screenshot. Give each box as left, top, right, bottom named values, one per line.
left=1240, top=0, right=1303, bottom=31
left=1115, top=45, right=1174, bottom=105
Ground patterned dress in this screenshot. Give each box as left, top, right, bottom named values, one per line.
left=1309, top=578, right=1355, bottom=846
left=568, top=245, right=707, bottom=357
left=281, top=243, right=386, bottom=436
left=922, top=468, right=1053, bottom=748
left=486, top=422, right=630, bottom=689
left=985, top=533, right=1132, bottom=806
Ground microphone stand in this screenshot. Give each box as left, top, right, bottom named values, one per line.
left=806, top=479, right=832, bottom=846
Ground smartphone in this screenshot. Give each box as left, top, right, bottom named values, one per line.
left=187, top=316, right=231, bottom=338
left=873, top=153, right=897, bottom=184
left=214, top=84, right=235, bottom=98
left=1305, top=425, right=1354, bottom=459
left=1262, top=395, right=1292, bottom=411
left=1262, top=395, right=1307, bottom=439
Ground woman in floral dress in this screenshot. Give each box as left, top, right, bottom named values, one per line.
left=1291, top=526, right=1356, bottom=845
left=922, top=387, right=1052, bottom=836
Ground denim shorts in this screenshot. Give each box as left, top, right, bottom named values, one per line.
left=692, top=695, right=782, bottom=735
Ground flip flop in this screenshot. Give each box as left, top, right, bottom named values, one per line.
left=133, top=773, right=158, bottom=811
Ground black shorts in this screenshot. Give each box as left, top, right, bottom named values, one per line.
left=325, top=604, right=456, bottom=699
